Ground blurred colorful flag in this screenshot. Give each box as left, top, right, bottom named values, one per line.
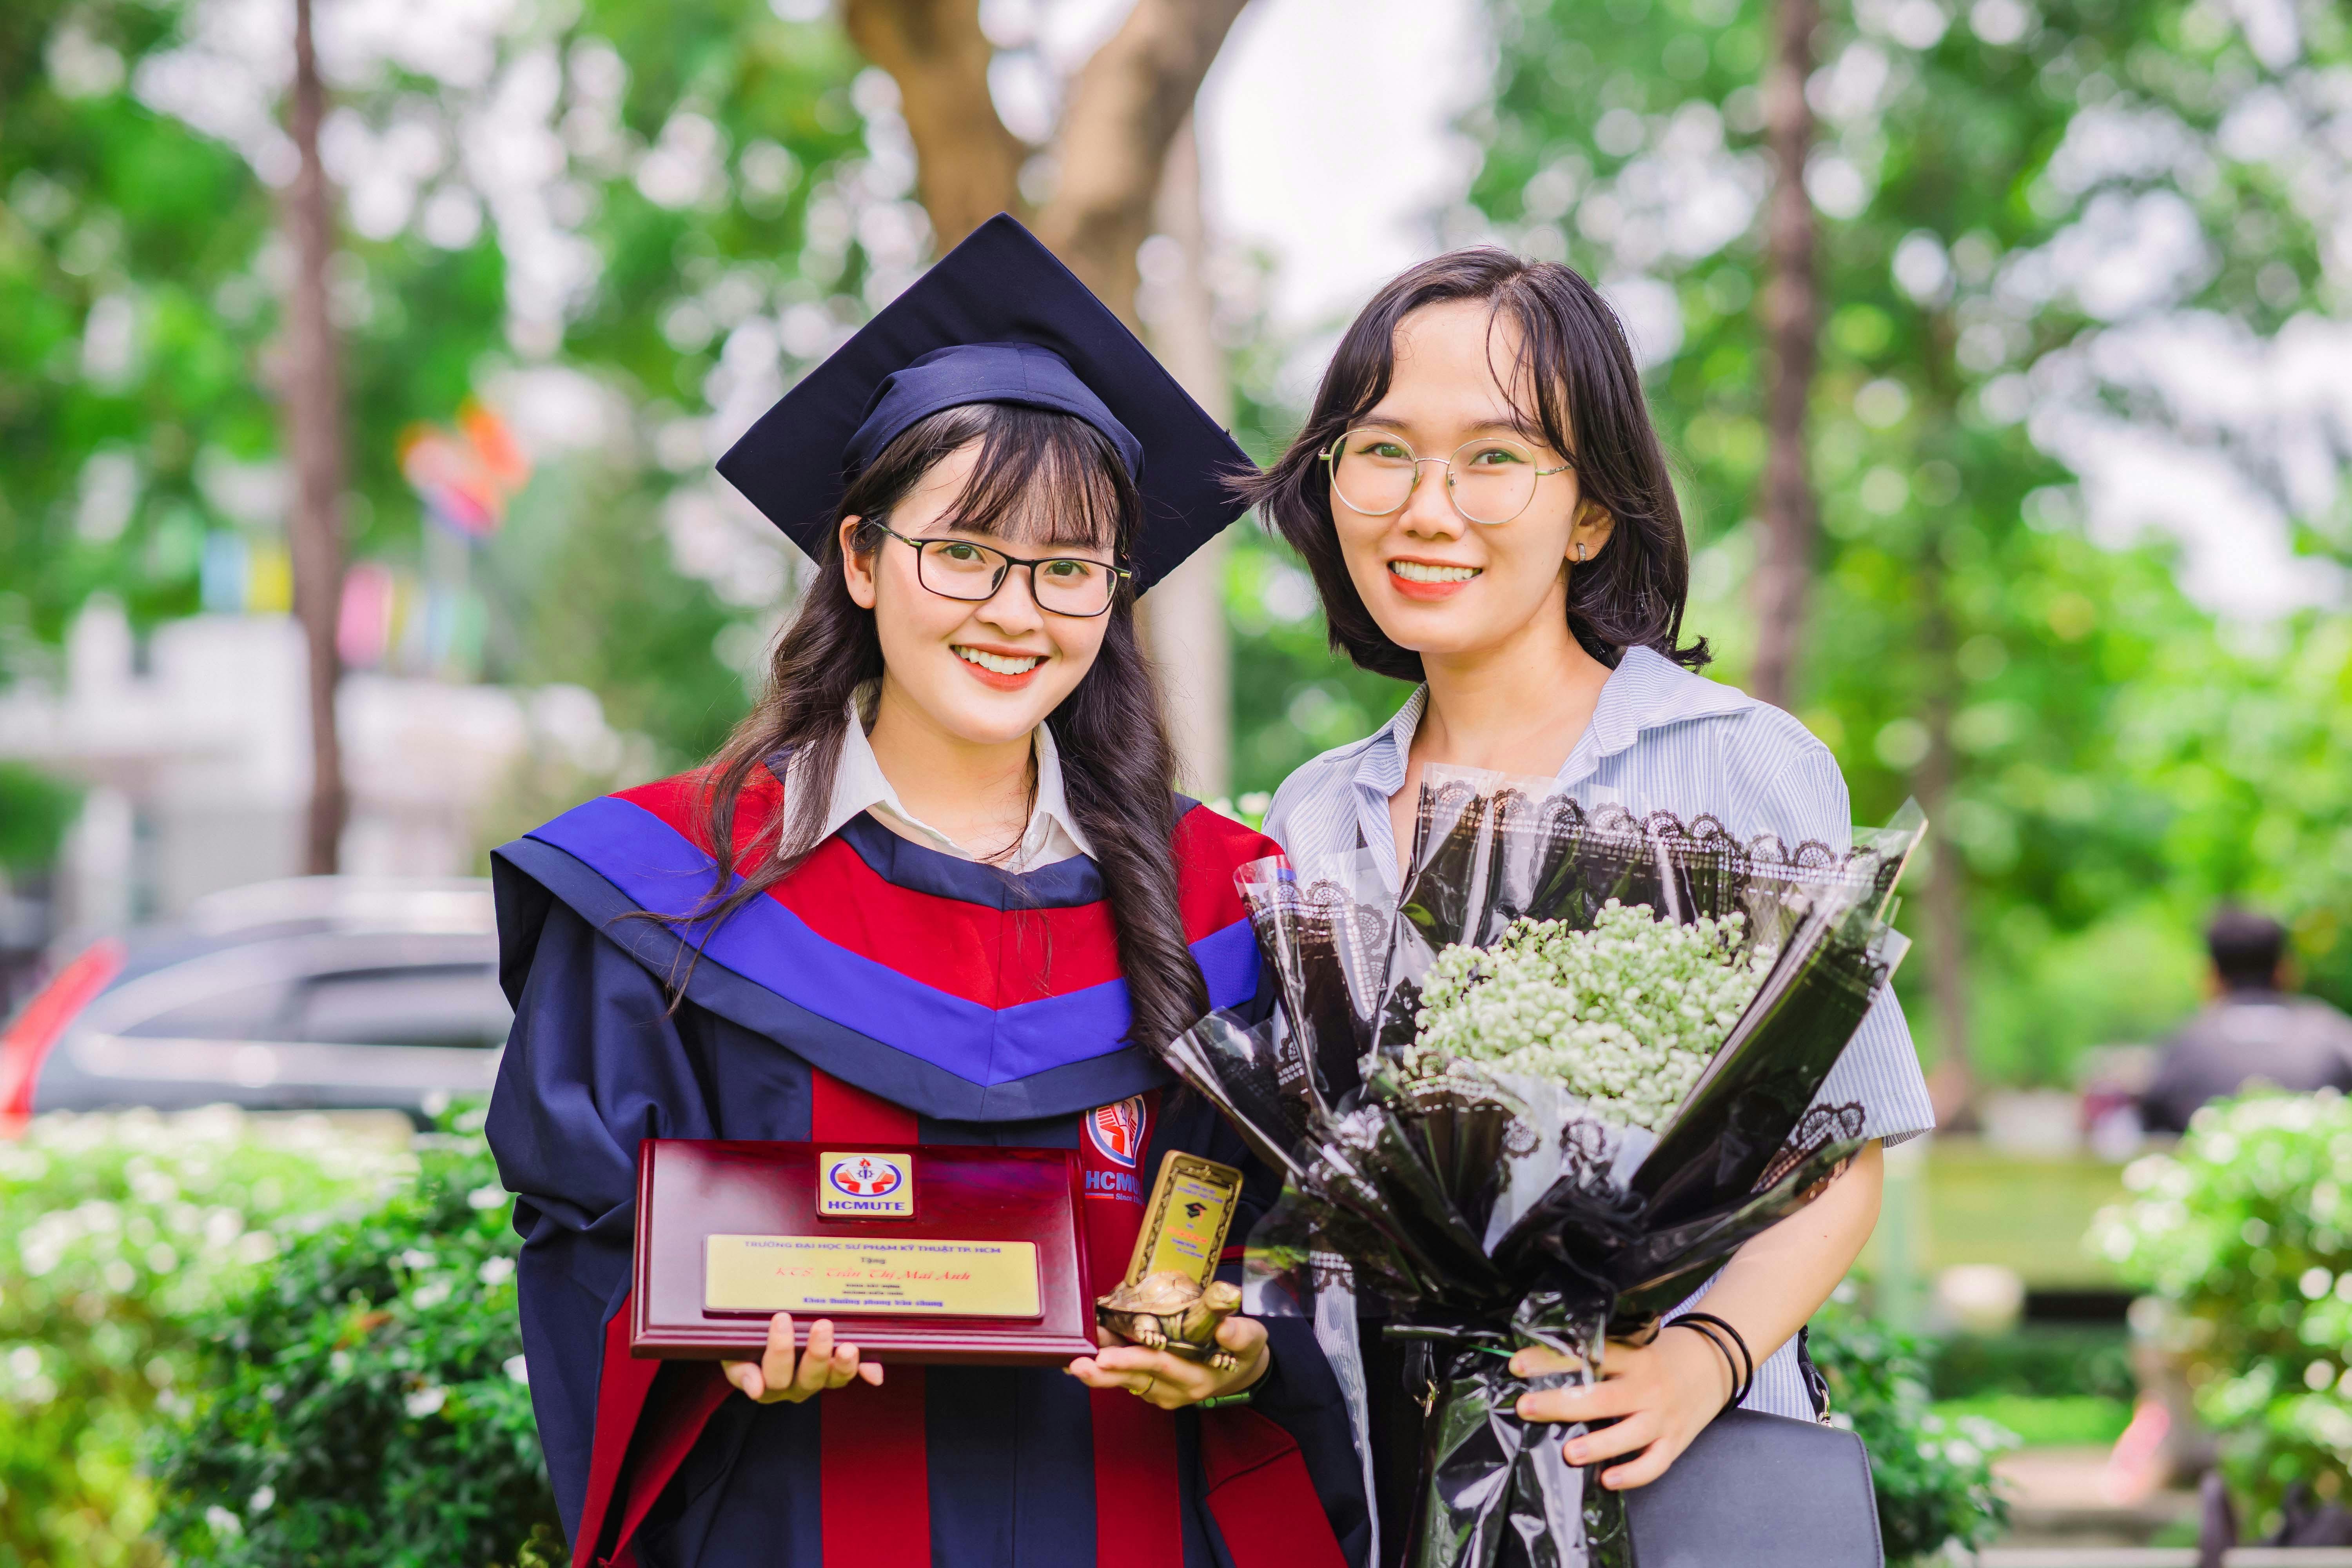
left=332, top=562, right=485, bottom=679
left=338, top=561, right=397, bottom=667
left=200, top=532, right=293, bottom=615
left=398, top=399, right=531, bottom=538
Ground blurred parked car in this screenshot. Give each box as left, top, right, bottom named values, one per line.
left=0, top=877, right=509, bottom=1126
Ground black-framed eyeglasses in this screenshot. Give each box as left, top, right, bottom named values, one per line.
left=873, top=523, right=1132, bottom=617
left=1320, top=428, right=1576, bottom=526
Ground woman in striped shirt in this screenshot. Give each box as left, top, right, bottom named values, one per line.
left=1249, top=248, right=1934, bottom=1535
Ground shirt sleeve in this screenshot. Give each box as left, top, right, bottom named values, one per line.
left=1729, top=715, right=1936, bottom=1146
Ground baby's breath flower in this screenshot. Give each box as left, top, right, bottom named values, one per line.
left=1412, top=901, right=1769, bottom=1131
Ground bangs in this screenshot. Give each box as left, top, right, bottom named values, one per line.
left=936, top=403, right=1135, bottom=554
left=1353, top=296, right=1572, bottom=459
left=1490, top=285, right=1582, bottom=460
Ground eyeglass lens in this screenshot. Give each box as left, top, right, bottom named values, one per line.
left=916, top=539, right=1116, bottom=615
left=1330, top=430, right=1546, bottom=525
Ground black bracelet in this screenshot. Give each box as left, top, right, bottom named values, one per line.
left=1666, top=1312, right=1753, bottom=1410
left=1664, top=1319, right=1743, bottom=1411
left=1673, top=1311, right=1753, bottom=1391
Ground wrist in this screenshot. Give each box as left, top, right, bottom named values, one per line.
left=1194, top=1341, right=1272, bottom=1409
left=1230, top=1341, right=1272, bottom=1394
left=1664, top=1320, right=1739, bottom=1410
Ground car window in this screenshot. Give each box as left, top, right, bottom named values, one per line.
left=121, top=979, right=299, bottom=1042
left=287, top=966, right=513, bottom=1049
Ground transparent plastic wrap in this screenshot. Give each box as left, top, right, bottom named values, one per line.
left=1161, top=772, right=1925, bottom=1568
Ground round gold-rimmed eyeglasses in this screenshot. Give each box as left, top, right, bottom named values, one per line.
left=873, top=523, right=1131, bottom=617
left=1321, top=428, right=1575, bottom=526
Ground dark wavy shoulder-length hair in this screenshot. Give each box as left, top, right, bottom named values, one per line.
left=1247, top=248, right=1708, bottom=680
left=677, top=401, right=1209, bottom=1054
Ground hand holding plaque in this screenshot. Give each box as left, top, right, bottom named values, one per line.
left=720, top=1311, right=885, bottom=1403
left=632, top=1140, right=1099, bottom=1363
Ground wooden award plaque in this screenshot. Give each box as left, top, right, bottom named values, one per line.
left=629, top=1139, right=1097, bottom=1365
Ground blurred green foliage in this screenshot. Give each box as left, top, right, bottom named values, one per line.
left=1929, top=1391, right=2132, bottom=1448
left=0, top=764, right=81, bottom=875
left=1927, top=1324, right=2136, bottom=1403
left=0, top=0, right=877, bottom=770
left=1811, top=1294, right=2016, bottom=1564
left=0, top=0, right=277, bottom=644
left=1223, top=526, right=1410, bottom=795
left=2093, top=1090, right=2352, bottom=1532
left=481, top=453, right=746, bottom=767
left=152, top=1104, right=557, bottom=1568
left=0, top=1109, right=405, bottom=1568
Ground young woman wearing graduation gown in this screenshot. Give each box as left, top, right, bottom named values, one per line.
left=486, top=219, right=1368, bottom=1568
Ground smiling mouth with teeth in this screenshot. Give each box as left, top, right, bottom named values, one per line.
left=1389, top=561, right=1481, bottom=583
left=954, top=646, right=1045, bottom=675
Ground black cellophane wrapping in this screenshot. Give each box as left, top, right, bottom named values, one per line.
left=1157, top=771, right=1924, bottom=1567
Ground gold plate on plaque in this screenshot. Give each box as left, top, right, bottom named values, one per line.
left=1123, top=1152, right=1244, bottom=1288
left=704, top=1235, right=1041, bottom=1317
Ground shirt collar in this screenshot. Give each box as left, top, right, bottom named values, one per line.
left=806, top=681, right=1096, bottom=867
left=1350, top=644, right=1751, bottom=799
left=1575, top=645, right=1752, bottom=763
left=1348, top=685, right=1425, bottom=802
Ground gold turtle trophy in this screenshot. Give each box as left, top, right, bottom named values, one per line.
left=1094, top=1151, right=1246, bottom=1368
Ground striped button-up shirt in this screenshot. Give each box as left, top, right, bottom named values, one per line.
left=1263, top=644, right=1935, bottom=1419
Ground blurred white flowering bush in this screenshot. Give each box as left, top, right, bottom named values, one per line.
left=0, top=1107, right=406, bottom=1567
left=1412, top=901, right=1769, bottom=1129
left=149, top=1103, right=561, bottom=1568
left=2092, top=1090, right=2352, bottom=1532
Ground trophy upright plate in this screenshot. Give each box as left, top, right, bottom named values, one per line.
left=630, top=1139, right=1097, bottom=1364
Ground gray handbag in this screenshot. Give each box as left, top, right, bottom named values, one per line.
left=1620, top=1407, right=1884, bottom=1567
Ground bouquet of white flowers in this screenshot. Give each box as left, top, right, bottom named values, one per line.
left=1411, top=904, right=1769, bottom=1132
left=1155, top=767, right=1924, bottom=1568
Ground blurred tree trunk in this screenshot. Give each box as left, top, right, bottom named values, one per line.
left=283, top=0, right=348, bottom=874
left=841, top=0, right=1025, bottom=247
left=1917, top=603, right=1975, bottom=1123
left=844, top=0, right=1250, bottom=793
left=1750, top=0, right=1818, bottom=712
left=1030, top=0, right=1251, bottom=327
left=1139, top=116, right=1230, bottom=798
left=1918, top=316, right=1977, bottom=1123
left=848, top=0, right=1252, bottom=325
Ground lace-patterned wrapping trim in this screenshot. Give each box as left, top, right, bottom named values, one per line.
left=1239, top=867, right=1394, bottom=1053
left=1240, top=867, right=1392, bottom=974
left=1755, top=1102, right=1866, bottom=1191
left=1558, top=1116, right=1619, bottom=1185
left=1493, top=791, right=1887, bottom=890
left=1307, top=1248, right=1354, bottom=1293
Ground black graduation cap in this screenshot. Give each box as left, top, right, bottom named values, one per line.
left=717, top=213, right=1250, bottom=592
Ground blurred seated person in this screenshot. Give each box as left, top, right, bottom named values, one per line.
left=2140, top=907, right=2352, bottom=1134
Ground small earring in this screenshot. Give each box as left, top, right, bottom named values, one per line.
left=1574, top=543, right=1588, bottom=562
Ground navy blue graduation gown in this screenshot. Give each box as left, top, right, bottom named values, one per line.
left=485, top=767, right=1369, bottom=1568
